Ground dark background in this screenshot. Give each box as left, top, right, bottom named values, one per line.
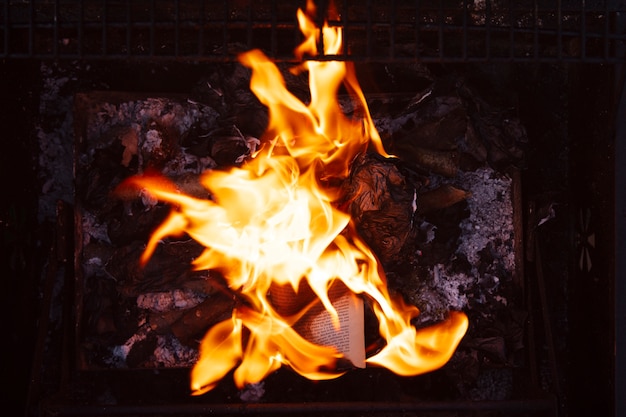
left=1, top=60, right=41, bottom=414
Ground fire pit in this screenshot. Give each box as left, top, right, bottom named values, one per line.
left=10, top=1, right=624, bottom=416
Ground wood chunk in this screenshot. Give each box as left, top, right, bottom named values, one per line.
left=418, top=184, right=472, bottom=215
left=398, top=146, right=461, bottom=178
left=170, top=294, right=235, bottom=347
left=106, top=239, right=217, bottom=298
left=399, top=95, right=468, bottom=151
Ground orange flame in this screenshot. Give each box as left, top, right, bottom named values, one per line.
left=119, top=0, right=467, bottom=395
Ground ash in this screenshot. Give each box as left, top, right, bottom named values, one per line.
left=238, top=382, right=266, bottom=403
left=440, top=167, right=513, bottom=311
left=38, top=59, right=526, bottom=402
left=136, top=289, right=206, bottom=312
left=403, top=167, right=515, bottom=326
left=107, top=326, right=199, bottom=369
left=455, top=167, right=514, bottom=271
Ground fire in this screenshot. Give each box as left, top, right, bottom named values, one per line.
left=119, top=0, right=468, bottom=395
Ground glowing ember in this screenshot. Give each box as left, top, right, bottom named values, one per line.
left=118, top=0, right=467, bottom=395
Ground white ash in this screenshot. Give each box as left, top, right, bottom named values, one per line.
left=411, top=166, right=515, bottom=324
left=431, top=264, right=470, bottom=311
left=71, top=92, right=242, bottom=371
left=143, top=128, right=163, bottom=153
left=152, top=335, right=199, bottom=368
left=81, top=210, right=111, bottom=246
left=137, top=289, right=207, bottom=312
left=108, top=279, right=208, bottom=368
left=89, top=98, right=218, bottom=148
left=106, top=326, right=199, bottom=368
left=453, top=167, right=514, bottom=271
left=86, top=98, right=220, bottom=176
left=106, top=327, right=149, bottom=368
left=239, top=382, right=266, bottom=403
left=408, top=268, right=473, bottom=325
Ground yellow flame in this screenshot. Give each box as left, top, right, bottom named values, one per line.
left=119, top=0, right=467, bottom=395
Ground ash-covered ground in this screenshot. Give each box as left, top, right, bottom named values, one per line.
left=37, top=59, right=526, bottom=402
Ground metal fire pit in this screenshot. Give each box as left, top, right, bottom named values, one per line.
left=18, top=1, right=625, bottom=417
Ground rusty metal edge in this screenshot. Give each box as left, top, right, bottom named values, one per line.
left=45, top=398, right=558, bottom=416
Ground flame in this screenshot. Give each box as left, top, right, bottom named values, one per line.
left=119, top=0, right=468, bottom=395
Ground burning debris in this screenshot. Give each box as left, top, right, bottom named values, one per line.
left=68, top=2, right=526, bottom=403
left=74, top=77, right=522, bottom=400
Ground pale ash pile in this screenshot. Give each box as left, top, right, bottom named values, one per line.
left=408, top=167, right=515, bottom=326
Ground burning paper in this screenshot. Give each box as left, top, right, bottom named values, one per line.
left=118, top=0, right=467, bottom=394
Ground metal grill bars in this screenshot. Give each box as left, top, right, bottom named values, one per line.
left=1, top=1, right=624, bottom=64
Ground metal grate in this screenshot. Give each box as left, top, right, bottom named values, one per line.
left=1, top=0, right=625, bottom=63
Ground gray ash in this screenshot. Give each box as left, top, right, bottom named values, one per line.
left=38, top=59, right=526, bottom=402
